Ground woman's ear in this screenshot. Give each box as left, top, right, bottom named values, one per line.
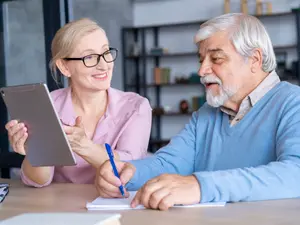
left=56, top=59, right=71, bottom=77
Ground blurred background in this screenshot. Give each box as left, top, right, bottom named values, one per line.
left=0, top=0, right=299, bottom=178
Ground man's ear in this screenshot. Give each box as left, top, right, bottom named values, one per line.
left=250, top=48, right=263, bottom=73
left=56, top=59, right=71, bottom=77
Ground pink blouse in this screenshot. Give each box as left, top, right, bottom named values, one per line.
left=20, top=87, right=152, bottom=187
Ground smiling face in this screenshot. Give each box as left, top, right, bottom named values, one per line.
left=197, top=31, right=252, bottom=107
left=57, top=29, right=115, bottom=92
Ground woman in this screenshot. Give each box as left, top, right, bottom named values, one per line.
left=4, top=18, right=152, bottom=187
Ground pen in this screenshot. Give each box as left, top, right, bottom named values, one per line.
left=104, top=143, right=125, bottom=197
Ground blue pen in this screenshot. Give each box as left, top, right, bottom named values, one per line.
left=104, top=143, right=125, bottom=197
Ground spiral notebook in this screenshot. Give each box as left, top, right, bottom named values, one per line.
left=0, top=183, right=9, bottom=203
left=86, top=191, right=226, bottom=210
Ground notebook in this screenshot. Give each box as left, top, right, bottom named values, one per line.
left=0, top=184, right=9, bottom=203
left=86, top=191, right=226, bottom=210
left=0, top=213, right=121, bottom=225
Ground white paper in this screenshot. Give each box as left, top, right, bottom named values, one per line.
left=86, top=191, right=226, bottom=210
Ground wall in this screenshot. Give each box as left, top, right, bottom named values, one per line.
left=3, top=0, right=134, bottom=90
left=72, top=0, right=134, bottom=90
left=3, top=0, right=46, bottom=86
left=132, top=0, right=299, bottom=140
left=3, top=0, right=46, bottom=178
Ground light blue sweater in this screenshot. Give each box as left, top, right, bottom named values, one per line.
left=126, top=81, right=300, bottom=203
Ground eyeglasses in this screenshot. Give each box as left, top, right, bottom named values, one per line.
left=64, top=47, right=118, bottom=68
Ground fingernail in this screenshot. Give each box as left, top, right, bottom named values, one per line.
left=131, top=200, right=138, bottom=208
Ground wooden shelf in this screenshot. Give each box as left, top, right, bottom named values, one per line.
left=150, top=139, right=170, bottom=145
left=274, top=44, right=297, bottom=51
left=281, top=77, right=299, bottom=83
left=123, top=12, right=294, bottom=30
left=148, top=82, right=201, bottom=87
left=125, top=44, right=297, bottom=59
left=153, top=112, right=193, bottom=116
left=256, top=11, right=294, bottom=19
left=128, top=82, right=202, bottom=88
left=125, top=52, right=198, bottom=59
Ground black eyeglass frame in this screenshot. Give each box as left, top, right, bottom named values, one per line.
left=64, top=47, right=118, bottom=67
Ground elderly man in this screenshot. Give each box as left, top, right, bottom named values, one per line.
left=95, top=13, right=300, bottom=210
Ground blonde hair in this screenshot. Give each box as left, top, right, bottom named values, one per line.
left=50, top=18, right=106, bottom=82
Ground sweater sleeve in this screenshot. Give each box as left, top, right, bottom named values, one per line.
left=126, top=111, right=199, bottom=191
left=194, top=98, right=300, bottom=203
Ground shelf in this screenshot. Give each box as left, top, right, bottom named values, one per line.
left=123, top=12, right=294, bottom=30
left=281, top=78, right=299, bottom=84
left=125, top=44, right=297, bottom=59
left=125, top=52, right=198, bottom=59
left=153, top=112, right=193, bottom=116
left=127, top=82, right=202, bottom=88
left=150, top=139, right=170, bottom=146
left=256, top=11, right=294, bottom=19
left=273, top=44, right=297, bottom=51
left=148, top=82, right=201, bottom=87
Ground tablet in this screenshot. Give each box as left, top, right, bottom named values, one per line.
left=0, top=83, right=76, bottom=167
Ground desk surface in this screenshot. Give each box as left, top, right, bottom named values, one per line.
left=1, top=179, right=300, bottom=224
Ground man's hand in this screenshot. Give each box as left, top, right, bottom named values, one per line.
left=95, top=160, right=136, bottom=198
left=131, top=174, right=201, bottom=211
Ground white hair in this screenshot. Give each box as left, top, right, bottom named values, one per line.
left=194, top=13, right=276, bottom=72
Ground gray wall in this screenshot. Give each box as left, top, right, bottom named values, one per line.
left=3, top=0, right=46, bottom=178
left=4, top=0, right=46, bottom=86
left=72, top=0, right=134, bottom=90
left=3, top=0, right=134, bottom=90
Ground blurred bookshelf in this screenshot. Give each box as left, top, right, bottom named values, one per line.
left=128, top=82, right=202, bottom=88
left=125, top=44, right=297, bottom=59
left=153, top=112, right=193, bottom=116
left=122, top=9, right=300, bottom=153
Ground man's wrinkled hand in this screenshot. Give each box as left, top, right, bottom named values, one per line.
left=131, top=174, right=201, bottom=211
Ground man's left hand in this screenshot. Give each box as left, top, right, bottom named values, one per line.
left=131, top=174, right=201, bottom=211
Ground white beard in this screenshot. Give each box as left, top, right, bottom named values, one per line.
left=205, top=86, right=234, bottom=107
left=201, top=74, right=238, bottom=108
